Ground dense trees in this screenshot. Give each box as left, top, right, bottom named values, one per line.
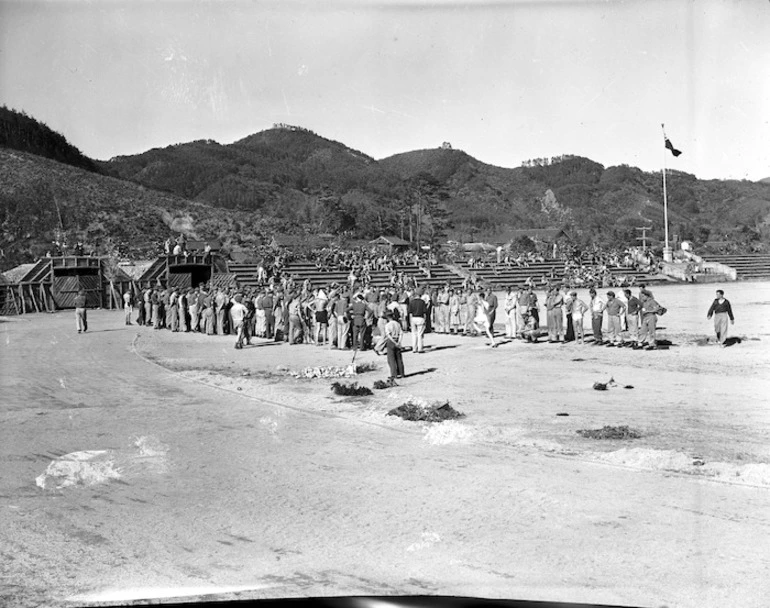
left=2, top=107, right=770, bottom=269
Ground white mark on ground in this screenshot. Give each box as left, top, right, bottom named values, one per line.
left=59, top=378, right=67, bottom=389
left=35, top=450, right=121, bottom=490
left=35, top=435, right=169, bottom=490
left=69, top=584, right=275, bottom=603
left=407, top=531, right=441, bottom=552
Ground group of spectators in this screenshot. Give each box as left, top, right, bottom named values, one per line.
left=123, top=279, right=518, bottom=379
left=510, top=283, right=669, bottom=349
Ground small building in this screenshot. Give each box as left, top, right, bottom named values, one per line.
left=369, top=235, right=412, bottom=253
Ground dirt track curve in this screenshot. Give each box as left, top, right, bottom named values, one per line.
left=1, top=304, right=770, bottom=608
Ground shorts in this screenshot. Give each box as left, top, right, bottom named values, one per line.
left=315, top=310, right=328, bottom=324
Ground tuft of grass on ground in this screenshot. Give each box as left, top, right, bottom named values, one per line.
left=330, top=382, right=373, bottom=397
left=387, top=400, right=465, bottom=422
left=576, top=425, right=642, bottom=440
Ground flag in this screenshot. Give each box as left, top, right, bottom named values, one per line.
left=665, top=137, right=682, bottom=157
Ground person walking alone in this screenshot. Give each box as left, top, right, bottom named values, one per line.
left=74, top=290, right=88, bottom=333
left=707, top=289, right=735, bottom=347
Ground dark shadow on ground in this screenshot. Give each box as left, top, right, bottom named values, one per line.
left=424, top=345, right=460, bottom=352
left=403, top=367, right=437, bottom=379
left=244, top=341, right=283, bottom=348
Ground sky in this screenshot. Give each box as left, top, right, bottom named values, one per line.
left=1, top=0, right=768, bottom=181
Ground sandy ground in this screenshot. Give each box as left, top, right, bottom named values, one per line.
left=1, top=281, right=769, bottom=608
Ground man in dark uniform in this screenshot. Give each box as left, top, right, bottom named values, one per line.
left=348, top=293, right=369, bottom=351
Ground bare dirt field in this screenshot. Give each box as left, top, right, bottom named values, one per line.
left=1, top=282, right=769, bottom=608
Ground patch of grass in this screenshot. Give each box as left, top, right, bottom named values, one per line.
left=576, top=425, right=642, bottom=440
left=330, top=382, right=373, bottom=397
left=387, top=401, right=465, bottom=422
left=373, top=378, right=398, bottom=390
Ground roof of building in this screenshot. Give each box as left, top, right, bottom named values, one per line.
left=118, top=261, right=155, bottom=280
left=1, top=263, right=36, bottom=284
left=493, top=228, right=569, bottom=244
left=369, top=235, right=412, bottom=247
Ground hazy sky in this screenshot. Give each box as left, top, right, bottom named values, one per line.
left=1, top=0, right=768, bottom=180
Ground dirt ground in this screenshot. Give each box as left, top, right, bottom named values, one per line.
left=1, top=282, right=769, bottom=608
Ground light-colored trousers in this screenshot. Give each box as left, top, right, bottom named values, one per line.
left=505, top=309, right=517, bottom=337
left=547, top=308, right=563, bottom=340
left=336, top=318, right=350, bottom=349
left=713, top=312, right=730, bottom=344
left=607, top=315, right=622, bottom=343
left=410, top=317, right=426, bottom=352
left=625, top=314, right=639, bottom=342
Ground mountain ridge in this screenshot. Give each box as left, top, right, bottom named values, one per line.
left=2, top=108, right=769, bottom=270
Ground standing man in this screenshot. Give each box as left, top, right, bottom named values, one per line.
left=485, top=289, right=499, bottom=336
left=74, top=290, right=88, bottom=333
left=383, top=310, right=405, bottom=381
left=526, top=285, right=539, bottom=329
left=215, top=288, right=227, bottom=335
left=436, top=285, right=450, bottom=334
left=348, top=293, right=369, bottom=352
left=448, top=288, right=460, bottom=335
left=123, top=290, right=133, bottom=325
left=515, top=286, right=529, bottom=338
left=143, top=287, right=152, bottom=326
left=261, top=289, right=275, bottom=340
left=639, top=290, right=664, bottom=350
left=589, top=288, right=606, bottom=344
left=545, top=285, right=564, bottom=343
left=604, top=291, right=626, bottom=346
left=707, top=289, right=735, bottom=347
left=504, top=286, right=518, bottom=339
left=169, top=288, right=180, bottom=332
left=408, top=289, right=428, bottom=353
left=230, top=294, right=248, bottom=349
left=623, top=288, right=642, bottom=347
left=333, top=288, right=350, bottom=349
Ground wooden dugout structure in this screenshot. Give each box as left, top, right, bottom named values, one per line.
left=137, top=253, right=227, bottom=291
left=0, top=256, right=134, bottom=315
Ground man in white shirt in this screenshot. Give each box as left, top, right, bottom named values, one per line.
left=589, top=288, right=606, bottom=344
left=123, top=291, right=133, bottom=325
left=230, top=294, right=248, bottom=349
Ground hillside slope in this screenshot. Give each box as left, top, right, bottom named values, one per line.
left=0, top=149, right=256, bottom=268
left=0, top=106, right=101, bottom=174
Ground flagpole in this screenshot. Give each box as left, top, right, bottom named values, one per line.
left=661, top=123, right=672, bottom=263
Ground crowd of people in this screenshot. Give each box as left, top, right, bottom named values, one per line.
left=116, top=274, right=718, bottom=384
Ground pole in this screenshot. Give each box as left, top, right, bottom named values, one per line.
left=661, top=123, right=672, bottom=262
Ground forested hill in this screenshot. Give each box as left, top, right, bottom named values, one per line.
left=2, top=109, right=770, bottom=270
left=100, top=125, right=400, bottom=211
left=0, top=106, right=100, bottom=174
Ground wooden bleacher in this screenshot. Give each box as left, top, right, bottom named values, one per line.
left=460, top=260, right=660, bottom=288
left=227, top=258, right=661, bottom=291
left=227, top=262, right=466, bottom=290
left=703, top=254, right=770, bottom=280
